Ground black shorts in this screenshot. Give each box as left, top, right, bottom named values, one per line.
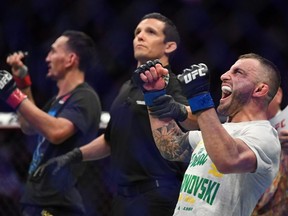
left=113, top=180, right=181, bottom=216
left=21, top=205, right=84, bottom=216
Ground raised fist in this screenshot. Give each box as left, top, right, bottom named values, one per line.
left=6, top=51, right=31, bottom=89
left=132, top=59, right=168, bottom=92
left=177, top=63, right=214, bottom=113
left=132, top=59, right=169, bottom=106
left=0, top=70, right=27, bottom=109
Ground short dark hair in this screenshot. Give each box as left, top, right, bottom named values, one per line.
left=141, top=12, right=180, bottom=46
left=239, top=53, right=281, bottom=102
left=62, top=30, right=98, bottom=73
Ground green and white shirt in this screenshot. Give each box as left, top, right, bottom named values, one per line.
left=174, top=120, right=280, bottom=216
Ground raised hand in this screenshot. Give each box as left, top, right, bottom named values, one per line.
left=6, top=51, right=31, bottom=89
left=177, top=63, right=214, bottom=113
left=132, top=59, right=169, bottom=106
left=132, top=59, right=168, bottom=92
left=32, top=148, right=83, bottom=180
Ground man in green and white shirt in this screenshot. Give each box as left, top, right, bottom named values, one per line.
left=134, top=53, right=281, bottom=216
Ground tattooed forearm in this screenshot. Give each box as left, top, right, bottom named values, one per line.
left=152, top=121, right=192, bottom=162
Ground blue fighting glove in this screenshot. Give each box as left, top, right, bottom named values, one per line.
left=0, top=70, right=27, bottom=109
left=177, top=63, right=214, bottom=113
left=149, top=95, right=188, bottom=122
left=132, top=59, right=168, bottom=106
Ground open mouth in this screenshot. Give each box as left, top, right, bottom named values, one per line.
left=221, top=86, right=232, bottom=99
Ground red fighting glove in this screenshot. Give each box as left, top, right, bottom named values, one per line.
left=0, top=70, right=27, bottom=109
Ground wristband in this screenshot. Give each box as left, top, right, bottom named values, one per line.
left=13, top=74, right=32, bottom=89
left=144, top=89, right=166, bottom=106
left=188, top=92, right=214, bottom=113
left=6, top=88, right=28, bottom=109
left=13, top=66, right=32, bottom=89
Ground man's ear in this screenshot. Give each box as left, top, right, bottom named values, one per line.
left=165, top=41, right=177, bottom=54
left=253, top=83, right=269, bottom=97
left=66, top=53, right=78, bottom=68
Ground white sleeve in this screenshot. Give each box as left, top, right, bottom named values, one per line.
left=188, top=131, right=203, bottom=150
left=237, top=124, right=280, bottom=176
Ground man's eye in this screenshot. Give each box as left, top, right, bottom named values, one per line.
left=234, top=70, right=242, bottom=74
left=148, top=30, right=156, bottom=34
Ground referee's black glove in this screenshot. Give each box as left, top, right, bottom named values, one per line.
left=149, top=95, right=188, bottom=122
left=32, top=148, right=83, bottom=179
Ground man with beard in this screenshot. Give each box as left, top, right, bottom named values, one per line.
left=134, top=53, right=281, bottom=216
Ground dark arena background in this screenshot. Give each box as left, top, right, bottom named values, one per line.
left=0, top=0, right=287, bottom=215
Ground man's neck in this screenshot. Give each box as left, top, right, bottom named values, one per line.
left=57, top=70, right=84, bottom=98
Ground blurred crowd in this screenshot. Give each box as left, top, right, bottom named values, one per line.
left=0, top=0, right=287, bottom=111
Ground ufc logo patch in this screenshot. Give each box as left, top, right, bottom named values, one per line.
left=183, top=63, right=207, bottom=84
left=0, top=73, right=12, bottom=89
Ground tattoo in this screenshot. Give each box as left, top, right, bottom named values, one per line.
left=152, top=121, right=192, bottom=162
